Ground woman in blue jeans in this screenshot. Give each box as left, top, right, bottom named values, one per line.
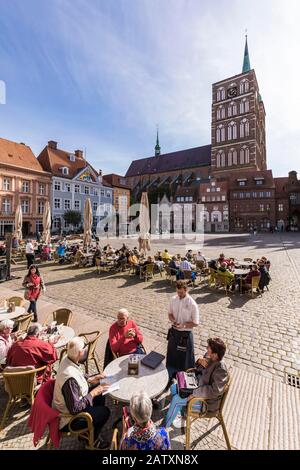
left=164, top=383, right=202, bottom=428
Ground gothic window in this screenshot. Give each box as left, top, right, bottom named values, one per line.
left=244, top=146, right=250, bottom=163
left=228, top=148, right=236, bottom=166
left=216, top=125, right=225, bottom=143
left=216, top=151, right=225, bottom=167
left=221, top=152, right=226, bottom=167
left=216, top=152, right=221, bottom=167
left=240, top=148, right=245, bottom=164
left=217, top=105, right=225, bottom=120
left=217, top=87, right=225, bottom=102
left=240, top=118, right=249, bottom=138
left=244, top=99, right=250, bottom=112
left=240, top=98, right=249, bottom=114
left=240, top=79, right=250, bottom=94
left=228, top=121, right=237, bottom=140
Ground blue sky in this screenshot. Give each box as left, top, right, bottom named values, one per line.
left=0, top=0, right=299, bottom=177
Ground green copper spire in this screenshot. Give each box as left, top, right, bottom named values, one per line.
left=155, top=127, right=161, bottom=156
left=242, top=35, right=251, bottom=73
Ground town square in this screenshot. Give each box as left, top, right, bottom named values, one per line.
left=0, top=0, right=299, bottom=457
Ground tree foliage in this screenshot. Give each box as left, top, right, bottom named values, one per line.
left=63, top=210, right=82, bottom=226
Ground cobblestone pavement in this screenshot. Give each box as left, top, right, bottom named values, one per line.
left=0, top=232, right=299, bottom=450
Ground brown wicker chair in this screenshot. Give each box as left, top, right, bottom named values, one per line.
left=140, top=264, right=154, bottom=281
left=14, top=313, right=33, bottom=332
left=43, top=308, right=73, bottom=327
left=78, top=331, right=102, bottom=374
left=0, top=365, right=47, bottom=431
left=185, top=373, right=232, bottom=450
left=110, top=428, right=119, bottom=450
left=164, top=266, right=176, bottom=284
left=7, top=296, right=25, bottom=307
left=182, top=270, right=196, bottom=288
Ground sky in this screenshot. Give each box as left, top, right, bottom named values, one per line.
left=0, top=0, right=299, bottom=177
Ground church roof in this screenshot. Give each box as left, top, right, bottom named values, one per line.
left=126, top=145, right=211, bottom=177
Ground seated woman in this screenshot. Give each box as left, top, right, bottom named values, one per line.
left=0, top=319, right=15, bottom=364
left=121, top=391, right=170, bottom=450
left=41, top=244, right=51, bottom=261
left=168, top=256, right=179, bottom=276
left=56, top=243, right=66, bottom=264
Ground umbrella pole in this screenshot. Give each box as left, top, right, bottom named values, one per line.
left=5, top=233, right=12, bottom=281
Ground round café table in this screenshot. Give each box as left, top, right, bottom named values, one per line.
left=40, top=325, right=75, bottom=349
left=103, top=354, right=169, bottom=403
left=233, top=269, right=249, bottom=293
left=0, top=306, right=26, bottom=321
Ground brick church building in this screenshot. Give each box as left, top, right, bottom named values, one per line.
left=125, top=38, right=299, bottom=232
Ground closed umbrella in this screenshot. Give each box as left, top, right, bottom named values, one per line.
left=83, top=198, right=93, bottom=251
left=42, top=201, right=51, bottom=245
left=14, top=204, right=23, bottom=241
left=138, top=192, right=151, bottom=254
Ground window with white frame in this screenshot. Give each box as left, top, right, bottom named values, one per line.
left=65, top=183, right=71, bottom=192
left=100, top=189, right=105, bottom=197
left=216, top=187, right=220, bottom=192
left=278, top=203, right=283, bottom=212
left=239, top=181, right=246, bottom=186
left=106, top=191, right=111, bottom=198
left=93, top=188, right=98, bottom=196
left=240, top=79, right=250, bottom=94
left=39, top=183, right=45, bottom=195
left=220, top=151, right=226, bottom=167
left=74, top=200, right=80, bottom=210
left=93, top=202, right=98, bottom=212
left=3, top=178, right=11, bottom=191
left=216, top=125, right=225, bottom=143
left=38, top=200, right=44, bottom=214
left=61, top=167, right=69, bottom=175
left=217, top=105, right=225, bottom=120
left=54, top=198, right=61, bottom=209
left=240, top=118, right=249, bottom=138
left=84, top=186, right=89, bottom=195
left=259, top=204, right=264, bottom=212
left=228, top=101, right=237, bottom=117
left=22, top=181, right=30, bottom=193
left=2, top=198, right=11, bottom=213
left=216, top=87, right=225, bottom=101
left=228, top=122, right=237, bottom=140
left=256, top=180, right=263, bottom=185
left=21, top=199, right=30, bottom=214
left=75, top=184, right=80, bottom=193
left=54, top=181, right=61, bottom=191
left=222, top=195, right=226, bottom=201
left=53, top=217, right=60, bottom=229
left=201, top=196, right=205, bottom=202
left=206, top=188, right=210, bottom=192
left=244, top=99, right=250, bottom=112
left=64, top=200, right=71, bottom=210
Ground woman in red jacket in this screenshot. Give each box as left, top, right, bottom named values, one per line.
left=23, top=265, right=45, bottom=322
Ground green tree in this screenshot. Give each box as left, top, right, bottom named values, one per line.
left=63, top=210, right=82, bottom=227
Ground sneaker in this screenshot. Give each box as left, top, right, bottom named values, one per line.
left=172, top=414, right=186, bottom=429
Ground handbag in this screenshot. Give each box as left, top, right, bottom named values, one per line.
left=176, top=371, right=198, bottom=399
left=24, top=288, right=31, bottom=301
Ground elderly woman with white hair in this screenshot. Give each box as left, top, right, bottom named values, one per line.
left=121, top=391, right=170, bottom=450
left=53, top=336, right=110, bottom=449
left=0, top=319, right=15, bottom=362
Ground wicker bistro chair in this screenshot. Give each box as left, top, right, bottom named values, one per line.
left=182, top=270, right=196, bottom=288
left=0, top=365, right=47, bottom=431
left=185, top=374, right=232, bottom=450
left=7, top=296, right=25, bottom=307
left=44, top=308, right=73, bottom=327
left=110, top=428, right=119, bottom=450
left=78, top=331, right=102, bottom=374
left=215, top=273, right=234, bottom=295
left=164, top=266, right=177, bottom=284
left=208, top=268, right=217, bottom=287
left=46, top=410, right=95, bottom=450
left=140, top=263, right=154, bottom=281
left=14, top=312, right=33, bottom=333
left=244, top=275, right=262, bottom=298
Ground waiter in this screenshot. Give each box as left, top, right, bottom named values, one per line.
left=166, top=280, right=200, bottom=380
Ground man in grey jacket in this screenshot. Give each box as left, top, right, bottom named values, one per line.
left=164, top=337, right=228, bottom=429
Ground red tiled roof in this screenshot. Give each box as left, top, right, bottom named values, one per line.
left=229, top=169, right=275, bottom=189
left=125, top=145, right=211, bottom=177
left=103, top=174, right=131, bottom=189
left=0, top=137, right=48, bottom=174
left=274, top=177, right=289, bottom=194
left=38, top=145, right=98, bottom=180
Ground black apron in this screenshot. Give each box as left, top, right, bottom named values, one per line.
left=166, top=327, right=195, bottom=372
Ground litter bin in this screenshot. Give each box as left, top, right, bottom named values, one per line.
left=0, top=263, right=7, bottom=281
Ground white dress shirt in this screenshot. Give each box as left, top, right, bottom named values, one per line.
left=25, top=242, right=34, bottom=254
left=168, top=294, right=200, bottom=331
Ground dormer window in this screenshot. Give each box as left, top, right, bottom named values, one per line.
left=61, top=167, right=69, bottom=175
left=69, top=154, right=76, bottom=162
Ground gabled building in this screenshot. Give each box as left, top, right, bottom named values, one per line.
left=0, top=137, right=51, bottom=237
left=38, top=141, right=113, bottom=233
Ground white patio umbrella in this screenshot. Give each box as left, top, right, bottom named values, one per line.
left=42, top=201, right=52, bottom=245
left=83, top=198, right=93, bottom=251
left=138, top=192, right=151, bottom=254
left=14, top=204, right=23, bottom=241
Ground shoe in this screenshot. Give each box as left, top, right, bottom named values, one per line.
left=172, top=414, right=186, bottom=429
left=92, top=437, right=110, bottom=450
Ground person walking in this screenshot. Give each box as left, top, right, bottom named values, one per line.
left=23, top=265, right=45, bottom=322
left=166, top=280, right=200, bottom=381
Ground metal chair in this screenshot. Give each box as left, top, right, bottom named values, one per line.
left=0, top=365, right=47, bottom=431
left=44, top=308, right=73, bottom=327
left=7, top=296, right=25, bottom=307
left=78, top=331, right=102, bottom=374
left=14, top=313, right=33, bottom=332
left=185, top=374, right=232, bottom=450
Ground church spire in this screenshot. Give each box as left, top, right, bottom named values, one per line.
left=242, top=34, right=251, bottom=73
left=155, top=126, right=161, bottom=156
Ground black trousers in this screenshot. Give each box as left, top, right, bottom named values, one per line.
left=61, top=395, right=110, bottom=439
left=26, top=254, right=35, bottom=269
left=27, top=300, right=37, bottom=322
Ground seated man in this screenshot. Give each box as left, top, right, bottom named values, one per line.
left=185, top=249, right=193, bottom=261
left=52, top=337, right=110, bottom=449
left=179, top=257, right=197, bottom=281
left=164, top=337, right=229, bottom=428
left=196, top=251, right=206, bottom=264
left=6, top=323, right=57, bottom=383
left=168, top=256, right=179, bottom=276
left=217, top=262, right=235, bottom=286
left=109, top=308, right=144, bottom=357
left=243, top=264, right=260, bottom=290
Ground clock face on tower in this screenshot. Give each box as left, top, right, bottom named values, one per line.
left=227, top=87, right=237, bottom=98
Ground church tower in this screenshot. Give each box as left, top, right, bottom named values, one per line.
left=155, top=127, right=161, bottom=156
left=211, top=36, right=266, bottom=176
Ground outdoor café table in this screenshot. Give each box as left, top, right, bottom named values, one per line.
left=233, top=269, right=249, bottom=293
left=40, top=325, right=75, bottom=349
left=0, top=306, right=26, bottom=321
left=103, top=354, right=169, bottom=404
left=235, top=261, right=252, bottom=269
